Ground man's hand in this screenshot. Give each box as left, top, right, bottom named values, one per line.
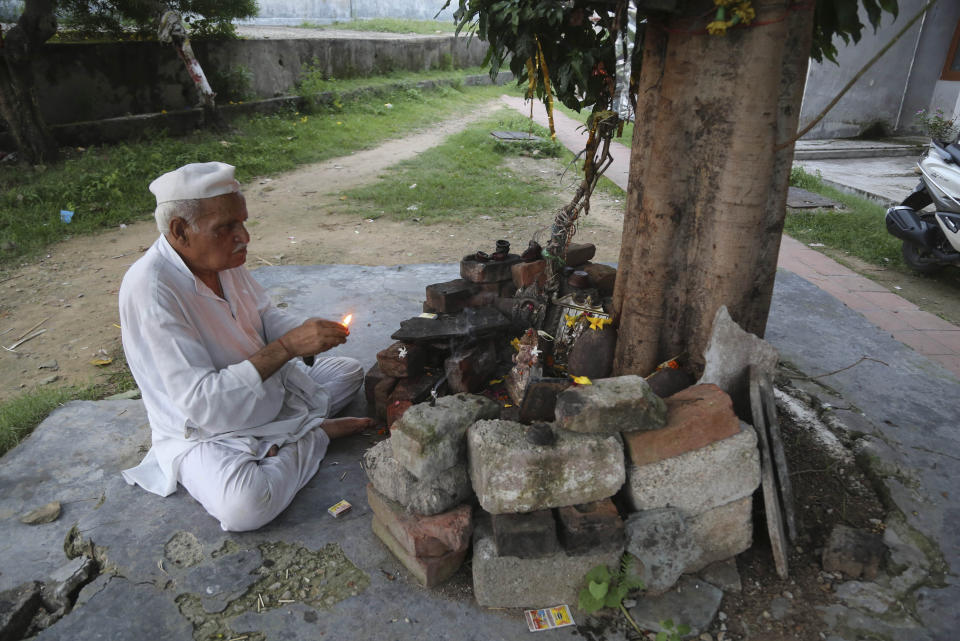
left=278, top=319, right=349, bottom=358
left=249, top=318, right=349, bottom=381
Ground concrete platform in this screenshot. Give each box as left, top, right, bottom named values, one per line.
left=1, top=263, right=958, bottom=640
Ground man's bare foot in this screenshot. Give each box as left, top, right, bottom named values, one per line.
left=322, top=416, right=375, bottom=439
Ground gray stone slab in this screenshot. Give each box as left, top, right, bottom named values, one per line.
left=698, top=306, right=779, bottom=420
left=624, top=508, right=701, bottom=595
left=472, top=519, right=622, bottom=609
left=363, top=438, right=472, bottom=515
left=624, top=422, right=759, bottom=514
left=469, top=419, right=625, bottom=514
left=627, top=575, right=723, bottom=637
left=554, top=375, right=667, bottom=434
left=786, top=186, right=839, bottom=209
left=0, top=399, right=149, bottom=592
left=34, top=577, right=195, bottom=640
left=390, top=393, right=500, bottom=479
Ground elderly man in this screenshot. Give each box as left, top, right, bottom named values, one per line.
left=120, top=162, right=372, bottom=531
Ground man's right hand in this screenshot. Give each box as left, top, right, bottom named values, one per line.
left=278, top=318, right=349, bottom=359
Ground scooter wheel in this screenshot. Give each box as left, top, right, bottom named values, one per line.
left=901, top=241, right=944, bottom=275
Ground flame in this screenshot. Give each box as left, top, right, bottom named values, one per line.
left=341, top=313, right=353, bottom=327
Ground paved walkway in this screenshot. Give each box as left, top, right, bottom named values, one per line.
left=499, top=95, right=960, bottom=379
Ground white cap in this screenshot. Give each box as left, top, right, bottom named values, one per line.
left=149, top=162, right=240, bottom=205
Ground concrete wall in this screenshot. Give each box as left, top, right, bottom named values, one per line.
left=241, top=0, right=455, bottom=25
left=799, top=0, right=960, bottom=138
left=23, top=35, right=486, bottom=127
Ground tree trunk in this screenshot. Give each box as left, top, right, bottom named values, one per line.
left=611, top=0, right=815, bottom=377
left=0, top=0, right=58, bottom=164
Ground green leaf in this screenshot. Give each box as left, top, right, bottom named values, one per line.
left=655, top=633, right=668, bottom=641
left=604, top=584, right=628, bottom=608
left=578, top=587, right=604, bottom=613
left=585, top=564, right=610, bottom=584
left=588, top=580, right=609, bottom=600
left=677, top=624, right=691, bottom=635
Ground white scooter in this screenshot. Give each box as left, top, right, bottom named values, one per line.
left=885, top=139, right=960, bottom=274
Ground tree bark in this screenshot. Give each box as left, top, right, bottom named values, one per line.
left=611, top=0, right=815, bottom=377
left=0, top=0, right=58, bottom=164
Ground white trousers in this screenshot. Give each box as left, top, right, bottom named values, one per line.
left=178, top=356, right=364, bottom=532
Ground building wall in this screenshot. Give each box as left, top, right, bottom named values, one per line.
left=240, top=0, right=456, bottom=25
left=20, top=35, right=485, bottom=127
left=799, top=0, right=960, bottom=139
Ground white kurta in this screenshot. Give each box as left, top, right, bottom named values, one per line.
left=119, top=235, right=332, bottom=497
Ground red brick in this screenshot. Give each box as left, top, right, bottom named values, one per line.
left=371, top=373, right=398, bottom=421
left=491, top=510, right=558, bottom=558
left=512, top=259, right=547, bottom=289
left=565, top=243, right=596, bottom=267
left=388, top=371, right=441, bottom=405
left=463, top=291, right=498, bottom=309
left=460, top=254, right=522, bottom=283
left=556, top=499, right=624, bottom=554
left=387, top=400, right=412, bottom=429
left=425, top=279, right=478, bottom=314
left=364, top=363, right=389, bottom=407
left=367, top=484, right=473, bottom=557
left=445, top=340, right=497, bottom=393
left=581, top=262, right=617, bottom=295
left=372, top=516, right=468, bottom=587
left=376, top=341, right=425, bottom=378
left=623, top=384, right=739, bottom=466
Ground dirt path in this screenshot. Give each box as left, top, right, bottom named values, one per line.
left=0, top=99, right=626, bottom=402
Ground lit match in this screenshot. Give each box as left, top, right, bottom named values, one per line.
left=341, top=313, right=353, bottom=328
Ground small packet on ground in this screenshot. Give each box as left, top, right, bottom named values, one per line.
left=524, top=604, right=575, bottom=632
left=327, top=499, right=352, bottom=518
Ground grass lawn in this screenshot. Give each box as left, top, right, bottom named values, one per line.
left=784, top=167, right=903, bottom=268
left=0, top=75, right=504, bottom=270
left=343, top=109, right=564, bottom=222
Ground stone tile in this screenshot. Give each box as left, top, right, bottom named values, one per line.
left=855, top=291, right=919, bottom=311
left=926, top=355, right=960, bottom=379
left=859, top=308, right=915, bottom=332
left=925, top=330, right=960, bottom=352
left=891, top=331, right=953, bottom=355
left=897, top=310, right=959, bottom=332
left=796, top=252, right=861, bottom=277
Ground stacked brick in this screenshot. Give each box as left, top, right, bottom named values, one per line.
left=364, top=242, right=617, bottom=428
left=468, top=376, right=660, bottom=607
left=620, top=383, right=761, bottom=594
left=363, top=394, right=500, bottom=587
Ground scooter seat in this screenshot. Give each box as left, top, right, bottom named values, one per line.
left=947, top=143, right=960, bottom=165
